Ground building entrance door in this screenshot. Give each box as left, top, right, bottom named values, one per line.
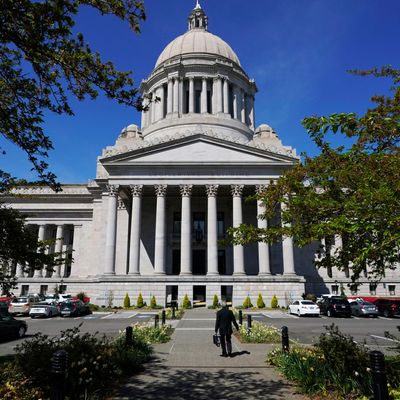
left=166, top=285, right=178, bottom=307
left=193, top=285, right=206, bottom=307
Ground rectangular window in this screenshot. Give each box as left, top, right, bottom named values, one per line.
left=331, top=285, right=339, bottom=295
left=217, top=212, right=225, bottom=238
left=369, top=283, right=377, bottom=295
left=173, top=212, right=181, bottom=235
left=21, top=285, right=29, bottom=296
left=59, top=285, right=67, bottom=294
left=40, top=285, right=48, bottom=295
left=218, top=250, right=226, bottom=275
left=350, top=284, right=358, bottom=296
left=193, top=212, right=205, bottom=243
left=389, top=285, right=396, bottom=296
left=172, top=249, right=180, bottom=275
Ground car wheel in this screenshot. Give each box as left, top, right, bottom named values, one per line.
left=383, top=310, right=391, bottom=318
left=327, top=309, right=332, bottom=317
left=18, top=326, right=26, bottom=338
left=48, top=311, right=52, bottom=318
left=297, top=310, right=301, bottom=317
left=30, top=316, right=35, bottom=319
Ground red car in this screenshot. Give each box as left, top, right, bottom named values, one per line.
left=373, top=299, right=400, bottom=318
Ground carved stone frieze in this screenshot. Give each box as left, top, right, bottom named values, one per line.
left=231, top=184, right=244, bottom=197
left=129, top=185, right=143, bottom=197
left=205, top=184, right=219, bottom=197
left=179, top=184, right=193, bottom=197
left=11, top=186, right=90, bottom=195
left=154, top=184, right=167, bottom=197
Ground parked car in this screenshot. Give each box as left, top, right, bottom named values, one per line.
left=60, top=300, right=91, bottom=317
left=0, top=301, right=9, bottom=316
left=29, top=303, right=60, bottom=318
left=0, top=314, right=27, bottom=341
left=42, top=294, right=73, bottom=305
left=349, top=300, right=379, bottom=317
left=319, top=297, right=351, bottom=317
left=288, top=300, right=320, bottom=317
left=8, top=296, right=40, bottom=316
left=373, top=299, right=400, bottom=318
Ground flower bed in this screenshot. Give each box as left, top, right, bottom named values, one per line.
left=234, top=321, right=281, bottom=343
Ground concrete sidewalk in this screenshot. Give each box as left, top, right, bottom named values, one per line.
left=114, top=308, right=306, bottom=400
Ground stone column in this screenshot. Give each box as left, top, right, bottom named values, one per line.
left=54, top=224, right=64, bottom=278
left=104, top=185, right=119, bottom=275
left=34, top=224, right=46, bottom=278
left=249, top=96, right=255, bottom=129
left=223, top=79, right=229, bottom=114
left=167, top=79, right=173, bottom=115
left=157, top=85, right=165, bottom=120
left=129, top=185, right=143, bottom=275
left=180, top=185, right=193, bottom=275
left=240, top=90, right=246, bottom=123
left=233, top=86, right=239, bottom=120
left=206, top=185, right=219, bottom=275
left=189, top=77, right=195, bottom=113
left=173, top=78, right=179, bottom=114
left=231, top=185, right=245, bottom=275
left=217, top=77, right=223, bottom=113
left=212, top=78, right=218, bottom=114
left=154, top=185, right=167, bottom=275
left=256, top=185, right=271, bottom=275
left=16, top=263, right=25, bottom=278
left=201, top=78, right=208, bottom=113
left=281, top=202, right=296, bottom=275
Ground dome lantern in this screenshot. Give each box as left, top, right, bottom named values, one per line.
left=188, top=1, right=208, bottom=31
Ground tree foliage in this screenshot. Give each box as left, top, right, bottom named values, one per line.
left=228, top=67, right=400, bottom=282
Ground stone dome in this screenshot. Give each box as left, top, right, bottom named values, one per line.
left=155, top=28, right=241, bottom=68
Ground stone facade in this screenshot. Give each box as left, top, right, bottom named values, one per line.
left=4, top=3, right=399, bottom=306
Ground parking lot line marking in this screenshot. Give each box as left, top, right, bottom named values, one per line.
left=128, top=313, right=138, bottom=318
left=377, top=316, right=393, bottom=321
left=370, top=335, right=400, bottom=343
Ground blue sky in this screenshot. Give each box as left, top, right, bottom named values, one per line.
left=2, top=0, right=400, bottom=183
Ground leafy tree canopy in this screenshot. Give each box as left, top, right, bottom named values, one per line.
left=228, top=67, right=400, bottom=283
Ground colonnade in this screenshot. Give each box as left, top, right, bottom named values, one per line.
left=16, top=224, right=73, bottom=279
left=142, top=76, right=255, bottom=129
left=104, top=184, right=296, bottom=277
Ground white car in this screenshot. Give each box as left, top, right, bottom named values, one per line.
left=289, top=300, right=320, bottom=317
left=29, top=303, right=60, bottom=318
left=42, top=294, right=73, bottom=304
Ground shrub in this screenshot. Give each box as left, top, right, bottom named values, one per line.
left=242, top=296, right=253, bottom=309
left=88, top=303, right=100, bottom=311
left=123, top=293, right=131, bottom=308
left=76, top=291, right=86, bottom=302
left=150, top=295, right=157, bottom=309
left=136, top=293, right=144, bottom=308
left=302, top=293, right=317, bottom=303
left=212, top=294, right=219, bottom=308
left=271, top=295, right=278, bottom=308
left=237, top=322, right=280, bottom=343
left=130, top=323, right=173, bottom=344
left=160, top=307, right=185, bottom=319
left=182, top=294, right=191, bottom=309
left=256, top=293, right=265, bottom=308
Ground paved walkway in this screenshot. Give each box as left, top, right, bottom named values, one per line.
left=115, top=308, right=306, bottom=400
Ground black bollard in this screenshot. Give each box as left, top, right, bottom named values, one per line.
left=282, top=326, right=289, bottom=352
left=370, top=351, right=389, bottom=400
left=125, top=326, right=133, bottom=347
left=162, top=310, right=166, bottom=325
left=50, top=350, right=68, bottom=400
left=155, top=314, right=159, bottom=328
left=247, top=314, right=252, bottom=333
left=239, top=310, right=243, bottom=325
left=172, top=303, right=176, bottom=319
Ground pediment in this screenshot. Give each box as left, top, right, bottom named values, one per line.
left=101, top=135, right=297, bottom=166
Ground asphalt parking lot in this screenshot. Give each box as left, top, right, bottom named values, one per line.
left=1, top=309, right=399, bottom=356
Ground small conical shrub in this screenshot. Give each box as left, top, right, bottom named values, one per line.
left=123, top=293, right=131, bottom=308
left=150, top=295, right=157, bottom=308
left=271, top=294, right=278, bottom=309
left=257, top=293, right=265, bottom=308
left=182, top=294, right=191, bottom=309
left=136, top=292, right=144, bottom=308
left=212, top=294, right=219, bottom=308
left=243, top=296, right=253, bottom=309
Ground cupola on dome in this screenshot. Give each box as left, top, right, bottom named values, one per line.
left=155, top=2, right=241, bottom=68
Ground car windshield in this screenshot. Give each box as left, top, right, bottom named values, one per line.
left=61, top=302, right=75, bottom=310
left=13, top=298, right=28, bottom=303
left=331, top=299, right=347, bottom=304
left=301, top=301, right=315, bottom=305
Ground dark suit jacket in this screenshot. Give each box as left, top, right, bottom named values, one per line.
left=215, top=307, right=239, bottom=335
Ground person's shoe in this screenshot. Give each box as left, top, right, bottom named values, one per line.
left=220, top=353, right=227, bottom=357
left=228, top=353, right=233, bottom=357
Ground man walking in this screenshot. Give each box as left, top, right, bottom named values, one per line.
left=215, top=301, right=239, bottom=357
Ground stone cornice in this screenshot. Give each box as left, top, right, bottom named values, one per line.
left=10, top=186, right=91, bottom=196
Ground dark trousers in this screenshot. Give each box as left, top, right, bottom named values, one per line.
left=220, top=333, right=233, bottom=355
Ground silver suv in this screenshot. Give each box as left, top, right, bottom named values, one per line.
left=8, top=296, right=40, bottom=316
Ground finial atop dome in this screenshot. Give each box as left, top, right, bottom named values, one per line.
left=188, top=1, right=208, bottom=30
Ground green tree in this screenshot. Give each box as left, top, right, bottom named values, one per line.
left=228, top=67, right=400, bottom=283
left=271, top=295, right=278, bottom=309
left=136, top=292, right=144, bottom=308
left=123, top=293, right=131, bottom=309
left=243, top=296, right=253, bottom=309
left=150, top=295, right=157, bottom=309
left=212, top=294, right=219, bottom=308
left=0, top=1, right=147, bottom=293
left=182, top=294, right=191, bottom=309
left=256, top=293, right=265, bottom=308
